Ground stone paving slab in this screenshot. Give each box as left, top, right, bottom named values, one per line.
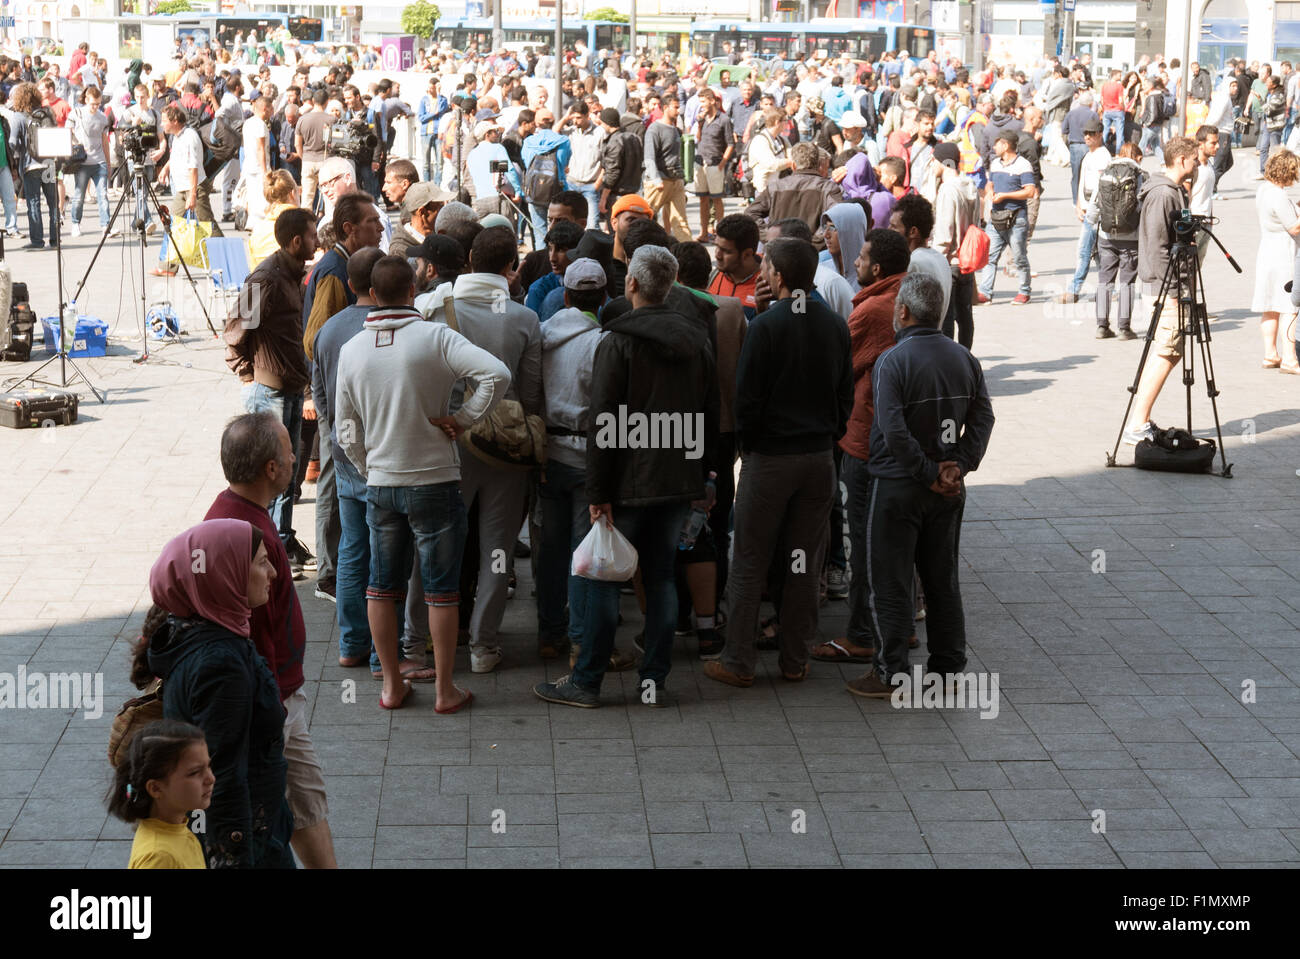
left=2, top=152, right=1300, bottom=867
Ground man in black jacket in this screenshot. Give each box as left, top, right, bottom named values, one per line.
left=535, top=244, right=718, bottom=708
left=846, top=272, right=995, bottom=698
left=597, top=106, right=644, bottom=222
left=704, top=237, right=853, bottom=689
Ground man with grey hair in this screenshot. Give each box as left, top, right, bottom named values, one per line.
left=745, top=139, right=844, bottom=241
left=534, top=244, right=719, bottom=708
left=845, top=271, right=995, bottom=699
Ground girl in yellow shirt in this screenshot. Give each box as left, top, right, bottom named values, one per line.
left=107, top=719, right=213, bottom=869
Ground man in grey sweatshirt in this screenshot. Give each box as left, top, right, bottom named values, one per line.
left=335, top=255, right=511, bottom=714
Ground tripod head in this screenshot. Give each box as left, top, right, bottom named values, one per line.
left=1173, top=209, right=1242, bottom=274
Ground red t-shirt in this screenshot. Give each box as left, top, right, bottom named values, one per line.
left=1101, top=79, right=1124, bottom=113
left=45, top=97, right=71, bottom=127
left=204, top=489, right=306, bottom=702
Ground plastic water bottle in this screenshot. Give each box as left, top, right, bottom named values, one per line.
left=61, top=301, right=77, bottom=353
left=678, top=472, right=717, bottom=550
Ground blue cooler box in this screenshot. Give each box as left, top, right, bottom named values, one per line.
left=41, top=314, right=108, bottom=358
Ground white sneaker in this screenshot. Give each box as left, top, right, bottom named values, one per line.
left=1122, top=421, right=1156, bottom=446
left=145, top=221, right=158, bottom=236
left=470, top=648, right=502, bottom=674
left=70, top=223, right=81, bottom=237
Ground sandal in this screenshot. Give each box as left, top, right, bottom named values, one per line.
left=538, top=638, right=563, bottom=660
left=811, top=639, right=875, bottom=664
left=435, top=686, right=474, bottom=714
left=1281, top=364, right=1300, bottom=375
left=1263, top=357, right=1283, bottom=368
left=781, top=662, right=810, bottom=682
left=372, top=661, right=437, bottom=683
left=379, top=680, right=413, bottom=710
left=756, top=616, right=780, bottom=651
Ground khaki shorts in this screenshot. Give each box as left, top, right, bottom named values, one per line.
left=283, top=688, right=329, bottom=829
left=1147, top=281, right=1185, bottom=359
left=693, top=162, right=725, bottom=198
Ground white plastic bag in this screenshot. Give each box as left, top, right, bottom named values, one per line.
left=571, top=519, right=638, bottom=582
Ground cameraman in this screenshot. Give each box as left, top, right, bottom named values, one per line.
left=466, top=120, right=522, bottom=219
left=1123, top=136, right=1199, bottom=445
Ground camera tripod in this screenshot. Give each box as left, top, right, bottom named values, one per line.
left=1106, top=221, right=1240, bottom=477
left=72, top=155, right=217, bottom=364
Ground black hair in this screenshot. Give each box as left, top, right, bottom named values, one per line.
left=863, top=227, right=910, bottom=278
left=518, top=248, right=552, bottom=293
left=274, top=207, right=316, bottom=250
left=715, top=213, right=760, bottom=255
left=565, top=286, right=606, bottom=315
left=893, top=193, right=935, bottom=243
left=470, top=225, right=520, bottom=275
left=550, top=191, right=588, bottom=221
left=546, top=219, right=586, bottom=253
left=772, top=218, right=813, bottom=242
left=106, top=719, right=207, bottom=824
left=670, top=240, right=713, bottom=289
left=442, top=219, right=483, bottom=261
left=763, top=237, right=818, bottom=294
left=370, top=255, right=416, bottom=304
left=623, top=219, right=673, bottom=259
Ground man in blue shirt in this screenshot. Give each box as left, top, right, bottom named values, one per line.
left=466, top=120, right=523, bottom=219
left=417, top=76, right=450, bottom=184
left=976, top=132, right=1038, bottom=305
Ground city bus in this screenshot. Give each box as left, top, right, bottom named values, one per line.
left=433, top=17, right=631, bottom=53
left=690, top=19, right=935, bottom=61
left=170, top=13, right=325, bottom=48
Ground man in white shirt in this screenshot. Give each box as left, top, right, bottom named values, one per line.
left=242, top=92, right=274, bottom=226
left=154, top=104, right=220, bottom=274
left=1189, top=124, right=1219, bottom=265
left=555, top=102, right=605, bottom=229
left=1063, top=116, right=1112, bottom=302
left=890, top=193, right=953, bottom=322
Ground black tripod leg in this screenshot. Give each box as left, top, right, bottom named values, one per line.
left=69, top=184, right=135, bottom=304
left=1108, top=260, right=1176, bottom=465
left=145, top=179, right=217, bottom=338
left=1191, top=255, right=1233, bottom=477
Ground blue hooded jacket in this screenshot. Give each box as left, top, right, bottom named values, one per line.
left=521, top=128, right=573, bottom=193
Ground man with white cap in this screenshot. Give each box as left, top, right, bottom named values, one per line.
left=836, top=110, right=879, bottom=166
left=466, top=118, right=523, bottom=219
left=390, top=181, right=454, bottom=260
left=319, top=156, right=392, bottom=252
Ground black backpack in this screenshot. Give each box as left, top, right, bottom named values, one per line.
left=27, top=105, right=55, bottom=158
left=1096, top=160, right=1141, bottom=234
left=523, top=144, right=562, bottom=206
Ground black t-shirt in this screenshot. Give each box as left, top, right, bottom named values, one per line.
left=814, top=117, right=841, bottom=155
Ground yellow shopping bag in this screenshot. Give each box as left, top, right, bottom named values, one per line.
left=164, top=212, right=213, bottom=269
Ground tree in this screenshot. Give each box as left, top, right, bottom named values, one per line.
left=400, top=1, right=441, bottom=39
left=154, top=0, right=195, bottom=13
left=584, top=7, right=628, bottom=20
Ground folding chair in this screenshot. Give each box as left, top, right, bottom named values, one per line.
left=204, top=236, right=252, bottom=320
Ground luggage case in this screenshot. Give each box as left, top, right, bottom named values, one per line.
left=0, top=387, right=79, bottom=429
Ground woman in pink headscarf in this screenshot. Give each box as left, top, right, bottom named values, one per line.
left=131, top=519, right=295, bottom=869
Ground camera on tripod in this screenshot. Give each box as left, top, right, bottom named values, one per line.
left=1175, top=209, right=1212, bottom=237
left=119, top=118, right=160, bottom=161
left=327, top=118, right=378, bottom=160
left=489, top=160, right=509, bottom=174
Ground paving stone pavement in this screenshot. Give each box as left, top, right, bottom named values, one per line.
left=2, top=152, right=1299, bottom=869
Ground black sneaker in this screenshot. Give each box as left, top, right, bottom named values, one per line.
left=286, top=538, right=317, bottom=572
left=513, top=539, right=531, bottom=559
left=1118, top=328, right=1138, bottom=340
left=1096, top=326, right=1116, bottom=339
left=314, top=578, right=336, bottom=603
left=534, top=676, right=601, bottom=708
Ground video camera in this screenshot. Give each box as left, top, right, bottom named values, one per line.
left=326, top=118, right=378, bottom=160
left=119, top=117, right=160, bottom=160
left=1175, top=209, right=1212, bottom=237
left=489, top=159, right=510, bottom=174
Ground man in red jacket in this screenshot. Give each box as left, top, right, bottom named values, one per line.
left=205, top=411, right=337, bottom=869
left=812, top=228, right=911, bottom=666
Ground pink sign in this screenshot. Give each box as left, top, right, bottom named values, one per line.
left=380, top=36, right=416, bottom=71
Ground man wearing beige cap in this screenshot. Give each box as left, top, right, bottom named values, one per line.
left=391, top=181, right=452, bottom=260
left=467, top=119, right=523, bottom=219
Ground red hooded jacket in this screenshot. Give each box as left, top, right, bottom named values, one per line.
left=838, top=271, right=904, bottom=461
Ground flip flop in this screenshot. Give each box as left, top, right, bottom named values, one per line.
left=379, top=680, right=413, bottom=710
left=372, top=661, right=437, bottom=683
left=435, top=687, right=474, bottom=715
left=1263, top=358, right=1283, bottom=368
left=811, top=639, right=875, bottom=664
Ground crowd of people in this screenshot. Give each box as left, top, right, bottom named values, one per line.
left=93, top=30, right=1300, bottom=869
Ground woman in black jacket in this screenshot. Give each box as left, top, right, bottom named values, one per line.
left=134, top=518, right=295, bottom=869
left=10, top=81, right=58, bottom=249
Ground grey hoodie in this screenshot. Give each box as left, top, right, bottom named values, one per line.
left=541, top=306, right=603, bottom=470
left=1137, top=170, right=1184, bottom=284
left=822, top=202, right=869, bottom=294
left=335, top=305, right=511, bottom=487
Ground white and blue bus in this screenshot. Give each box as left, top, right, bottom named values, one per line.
left=690, top=19, right=935, bottom=61
left=433, top=17, right=631, bottom=53
left=170, top=13, right=325, bottom=48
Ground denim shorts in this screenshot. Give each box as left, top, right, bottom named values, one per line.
left=365, top=482, right=468, bottom=606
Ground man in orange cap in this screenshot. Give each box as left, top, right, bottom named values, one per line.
left=607, top=194, right=654, bottom=292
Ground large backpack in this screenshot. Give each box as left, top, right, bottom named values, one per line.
left=1266, top=89, right=1288, bottom=130
left=523, top=144, right=562, bottom=207
left=1096, top=160, right=1142, bottom=234
left=1160, top=88, right=1176, bottom=122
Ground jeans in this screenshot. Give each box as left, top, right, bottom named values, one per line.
left=71, top=161, right=109, bottom=227
left=1212, top=130, right=1234, bottom=186
left=1068, top=218, right=1098, bottom=295
left=977, top=209, right=1030, bottom=298
left=365, top=481, right=468, bottom=604
left=574, top=501, right=689, bottom=693
left=841, top=452, right=878, bottom=652
left=0, top=167, right=17, bottom=233
left=942, top=271, right=975, bottom=349
left=418, top=132, right=434, bottom=181
left=1259, top=124, right=1279, bottom=173
left=1102, top=110, right=1125, bottom=153
left=529, top=200, right=549, bottom=247
left=1068, top=141, right=1088, bottom=205
left=570, top=180, right=601, bottom=230
left=1139, top=124, right=1163, bottom=163
left=241, top=382, right=303, bottom=548
left=315, top=419, right=340, bottom=583
left=335, top=456, right=378, bottom=665
left=22, top=168, right=58, bottom=247
left=866, top=476, right=968, bottom=681
left=826, top=445, right=846, bottom=573
left=536, top=459, right=590, bottom=646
